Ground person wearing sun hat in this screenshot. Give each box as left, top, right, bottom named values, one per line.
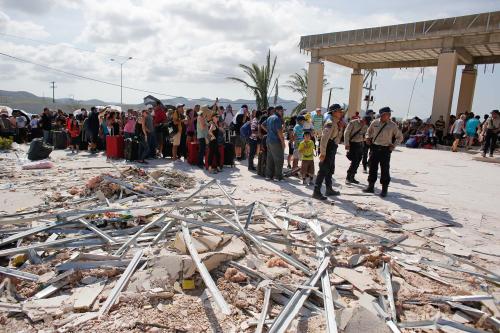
left=363, top=106, right=403, bottom=197
left=313, top=104, right=344, bottom=200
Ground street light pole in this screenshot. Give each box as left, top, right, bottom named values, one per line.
left=110, top=57, right=132, bottom=107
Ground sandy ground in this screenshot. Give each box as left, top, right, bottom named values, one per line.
left=0, top=143, right=499, bottom=332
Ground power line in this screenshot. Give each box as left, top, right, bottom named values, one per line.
left=0, top=51, right=299, bottom=106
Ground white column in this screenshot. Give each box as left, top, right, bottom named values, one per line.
left=456, top=65, right=477, bottom=116
left=347, top=69, right=363, bottom=118
left=306, top=59, right=324, bottom=112
left=431, top=50, right=458, bottom=129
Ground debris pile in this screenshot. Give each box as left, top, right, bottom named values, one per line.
left=0, top=171, right=499, bottom=333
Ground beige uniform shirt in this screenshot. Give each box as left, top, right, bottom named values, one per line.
left=344, top=119, right=367, bottom=144
left=319, top=120, right=343, bottom=156
left=484, top=117, right=500, bottom=132
left=365, top=119, right=403, bottom=146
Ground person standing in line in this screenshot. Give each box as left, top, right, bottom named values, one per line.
left=465, top=114, right=481, bottom=150
left=68, top=117, right=80, bottom=154
left=298, top=130, right=315, bottom=185
left=481, top=109, right=499, bottom=157
left=311, top=108, right=324, bottom=155
left=450, top=114, right=466, bottom=152
left=196, top=106, right=209, bottom=168
left=363, top=107, right=403, bottom=197
left=313, top=104, right=344, bottom=200
left=292, top=115, right=306, bottom=170
left=40, top=107, right=52, bottom=144
left=144, top=109, right=156, bottom=158
left=171, top=104, right=184, bottom=160
left=153, top=104, right=167, bottom=157
left=344, top=116, right=368, bottom=184
left=207, top=113, right=222, bottom=174
left=264, top=105, right=285, bottom=181
left=247, top=110, right=261, bottom=171
left=223, top=104, right=234, bottom=129
left=434, top=115, right=445, bottom=145
left=87, top=107, right=100, bottom=153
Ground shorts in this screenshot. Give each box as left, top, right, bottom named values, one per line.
left=70, top=136, right=81, bottom=146
left=155, top=126, right=165, bottom=144
left=453, top=133, right=463, bottom=140
left=301, top=160, right=315, bottom=177
left=466, top=131, right=476, bottom=138
left=234, top=135, right=244, bottom=148
left=172, top=132, right=181, bottom=146
left=288, top=142, right=294, bottom=155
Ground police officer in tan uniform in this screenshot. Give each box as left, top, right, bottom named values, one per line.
left=363, top=107, right=403, bottom=197
left=344, top=116, right=368, bottom=184
left=313, top=104, right=344, bottom=201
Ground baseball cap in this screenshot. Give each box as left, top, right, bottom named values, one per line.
left=176, top=103, right=185, bottom=108
left=297, top=115, right=306, bottom=121
left=379, top=107, right=392, bottom=115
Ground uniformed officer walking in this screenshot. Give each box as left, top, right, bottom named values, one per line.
left=344, top=116, right=368, bottom=184
left=363, top=107, right=403, bottom=197
left=313, top=104, right=344, bottom=201
left=361, top=113, right=374, bottom=172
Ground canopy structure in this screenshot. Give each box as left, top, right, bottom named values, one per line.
left=300, top=11, right=500, bottom=126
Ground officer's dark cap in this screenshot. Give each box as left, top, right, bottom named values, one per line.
left=379, top=107, right=392, bottom=115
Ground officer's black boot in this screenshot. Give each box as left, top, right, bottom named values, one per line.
left=350, top=175, right=360, bottom=184
left=363, top=182, right=375, bottom=193
left=325, top=186, right=340, bottom=196
left=312, top=188, right=327, bottom=201
left=345, top=174, right=353, bottom=184
left=380, top=184, right=388, bottom=197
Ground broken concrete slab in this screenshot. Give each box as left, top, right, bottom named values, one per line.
left=72, top=280, right=106, bottom=311
left=343, top=306, right=391, bottom=333
left=333, top=267, right=381, bottom=292
left=173, top=232, right=232, bottom=254
left=444, top=241, right=472, bottom=258
left=23, top=295, right=73, bottom=321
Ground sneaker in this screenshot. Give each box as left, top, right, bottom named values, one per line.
left=274, top=177, right=283, bottom=182
left=265, top=177, right=272, bottom=181
left=489, top=153, right=494, bottom=157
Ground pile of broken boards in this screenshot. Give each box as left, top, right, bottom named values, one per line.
left=0, top=177, right=499, bottom=333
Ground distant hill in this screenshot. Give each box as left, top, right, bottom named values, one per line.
left=0, top=90, right=299, bottom=115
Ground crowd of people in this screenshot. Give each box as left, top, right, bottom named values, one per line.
left=1, top=101, right=498, bottom=199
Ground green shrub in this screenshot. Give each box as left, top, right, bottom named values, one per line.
left=0, top=137, right=13, bottom=150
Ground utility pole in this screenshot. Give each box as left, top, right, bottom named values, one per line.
left=324, top=86, right=343, bottom=110
left=50, top=81, right=56, bottom=103
left=110, top=57, right=132, bottom=107
left=363, top=70, right=376, bottom=112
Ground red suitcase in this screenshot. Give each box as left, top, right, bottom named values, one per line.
left=187, top=142, right=199, bottom=165
left=205, top=145, right=224, bottom=169
left=106, top=135, right=124, bottom=159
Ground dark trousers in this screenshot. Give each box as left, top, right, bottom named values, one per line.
left=198, top=138, right=206, bottom=167
left=208, top=140, right=221, bottom=168
left=483, top=130, right=498, bottom=155
left=266, top=142, right=284, bottom=179
left=315, top=140, right=338, bottom=191
left=362, top=144, right=370, bottom=169
left=368, top=145, right=392, bottom=186
left=147, top=132, right=157, bottom=158
left=436, top=130, right=444, bottom=144
left=347, top=142, right=363, bottom=177
left=248, top=138, right=257, bottom=169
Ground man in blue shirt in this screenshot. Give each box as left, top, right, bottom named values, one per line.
left=293, top=115, right=305, bottom=169
left=264, top=105, right=285, bottom=181
left=465, top=114, right=480, bottom=149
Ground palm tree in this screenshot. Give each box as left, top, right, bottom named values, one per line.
left=284, top=68, right=328, bottom=115
left=227, top=50, right=279, bottom=111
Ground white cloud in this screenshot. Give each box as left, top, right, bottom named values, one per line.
left=0, top=11, right=50, bottom=38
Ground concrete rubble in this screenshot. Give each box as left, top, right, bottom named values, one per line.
left=0, top=157, right=499, bottom=332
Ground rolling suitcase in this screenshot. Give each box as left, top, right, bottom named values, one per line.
left=223, top=142, right=235, bottom=167
left=52, top=131, right=67, bottom=149
left=124, top=138, right=138, bottom=161
left=205, top=144, right=224, bottom=169
left=187, top=142, right=199, bottom=165
left=106, top=135, right=124, bottom=159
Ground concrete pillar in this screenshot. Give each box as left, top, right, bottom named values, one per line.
left=456, top=65, right=477, bottom=116
left=347, top=69, right=363, bottom=119
left=306, top=59, right=324, bottom=112
left=431, top=51, right=458, bottom=129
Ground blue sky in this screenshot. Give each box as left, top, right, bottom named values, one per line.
left=0, top=0, right=498, bottom=119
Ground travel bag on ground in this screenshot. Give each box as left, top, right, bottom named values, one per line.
left=52, top=131, right=67, bottom=149
left=106, top=135, right=124, bottom=159
left=27, top=138, right=52, bottom=161
left=223, top=142, right=235, bottom=166
left=124, top=138, right=139, bottom=161
left=205, top=144, right=224, bottom=169
left=187, top=142, right=199, bottom=165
